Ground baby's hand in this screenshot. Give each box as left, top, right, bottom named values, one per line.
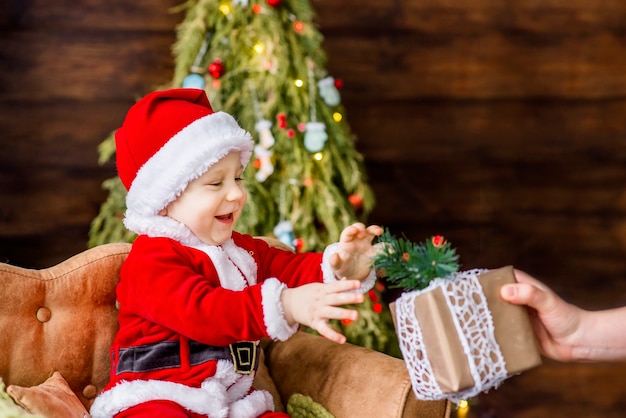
left=329, top=223, right=382, bottom=281
left=280, top=280, right=365, bottom=344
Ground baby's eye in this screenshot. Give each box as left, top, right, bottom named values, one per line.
left=235, top=177, right=244, bottom=183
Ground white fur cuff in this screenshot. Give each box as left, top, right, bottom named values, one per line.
left=322, top=243, right=377, bottom=293
left=261, top=278, right=299, bottom=341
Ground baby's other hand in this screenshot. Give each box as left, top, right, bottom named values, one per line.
left=330, top=223, right=382, bottom=281
left=280, top=280, right=365, bottom=344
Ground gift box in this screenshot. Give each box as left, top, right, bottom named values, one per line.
left=390, top=266, right=542, bottom=401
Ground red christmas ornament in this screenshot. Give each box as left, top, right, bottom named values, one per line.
left=207, top=58, right=225, bottom=79
left=266, top=0, right=282, bottom=8
left=334, top=78, right=344, bottom=89
left=373, top=303, right=383, bottom=314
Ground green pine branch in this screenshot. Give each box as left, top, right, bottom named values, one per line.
left=374, top=229, right=460, bottom=291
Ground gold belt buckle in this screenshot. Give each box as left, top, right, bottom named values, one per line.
left=229, top=341, right=258, bottom=375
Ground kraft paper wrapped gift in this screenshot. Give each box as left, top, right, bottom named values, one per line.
left=391, top=266, right=542, bottom=402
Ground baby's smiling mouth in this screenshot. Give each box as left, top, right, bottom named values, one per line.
left=215, top=213, right=233, bottom=221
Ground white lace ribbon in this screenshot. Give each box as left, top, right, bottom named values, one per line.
left=396, top=269, right=508, bottom=402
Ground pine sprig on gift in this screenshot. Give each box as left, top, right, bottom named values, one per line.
left=374, top=229, right=460, bottom=290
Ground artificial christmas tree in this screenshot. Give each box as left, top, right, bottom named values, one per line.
left=90, top=0, right=397, bottom=353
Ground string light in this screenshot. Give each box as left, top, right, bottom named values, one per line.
left=253, top=42, right=265, bottom=54
left=313, top=152, right=323, bottom=161
left=456, top=400, right=469, bottom=418
left=332, top=112, right=343, bottom=122
left=219, top=3, right=231, bottom=15
left=293, top=21, right=304, bottom=32
left=294, top=79, right=304, bottom=87
left=252, top=4, right=262, bottom=14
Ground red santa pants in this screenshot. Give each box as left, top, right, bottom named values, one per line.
left=114, top=399, right=289, bottom=417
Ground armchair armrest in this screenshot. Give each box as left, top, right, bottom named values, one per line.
left=264, top=332, right=450, bottom=418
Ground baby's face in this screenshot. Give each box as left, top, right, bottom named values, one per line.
left=163, top=151, right=247, bottom=245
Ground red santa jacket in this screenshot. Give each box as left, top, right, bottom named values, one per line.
left=91, top=231, right=347, bottom=418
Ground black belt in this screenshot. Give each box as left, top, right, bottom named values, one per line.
left=115, top=340, right=259, bottom=376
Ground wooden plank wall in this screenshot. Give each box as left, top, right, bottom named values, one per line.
left=2, top=1, right=626, bottom=415
left=2, top=1, right=626, bottom=305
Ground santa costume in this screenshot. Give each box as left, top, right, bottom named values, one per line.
left=89, top=88, right=376, bottom=418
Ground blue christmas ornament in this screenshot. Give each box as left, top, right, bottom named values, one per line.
left=273, top=221, right=295, bottom=249
left=182, top=73, right=205, bottom=89
left=303, top=122, right=328, bottom=152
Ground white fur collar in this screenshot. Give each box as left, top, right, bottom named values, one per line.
left=124, top=213, right=257, bottom=289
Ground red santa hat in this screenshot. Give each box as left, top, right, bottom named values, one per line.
left=115, top=88, right=253, bottom=231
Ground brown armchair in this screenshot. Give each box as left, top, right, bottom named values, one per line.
left=0, top=243, right=450, bottom=417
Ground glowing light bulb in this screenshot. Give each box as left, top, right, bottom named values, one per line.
left=294, top=79, right=304, bottom=87
left=332, top=112, right=343, bottom=122
left=456, top=400, right=469, bottom=418
left=253, top=42, right=265, bottom=54
left=313, top=152, right=323, bottom=161
left=293, top=21, right=304, bottom=32
left=219, top=4, right=231, bottom=15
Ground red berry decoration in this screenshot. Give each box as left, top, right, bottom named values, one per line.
left=431, top=235, right=445, bottom=248
left=276, top=113, right=287, bottom=129
left=334, top=78, right=344, bottom=89
left=267, top=0, right=282, bottom=7
left=294, top=237, right=305, bottom=252
left=348, top=193, right=363, bottom=210
left=208, top=59, right=225, bottom=79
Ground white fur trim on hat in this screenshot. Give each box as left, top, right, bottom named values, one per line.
left=125, top=111, right=253, bottom=223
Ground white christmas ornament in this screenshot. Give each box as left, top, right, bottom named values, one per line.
left=303, top=122, right=328, bottom=152
left=255, top=119, right=275, bottom=149
left=318, top=76, right=341, bottom=106
left=254, top=144, right=274, bottom=182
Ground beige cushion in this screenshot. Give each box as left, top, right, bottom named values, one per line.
left=7, top=371, right=89, bottom=418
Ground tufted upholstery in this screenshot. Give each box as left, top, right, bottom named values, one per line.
left=0, top=243, right=450, bottom=417
left=0, top=243, right=129, bottom=408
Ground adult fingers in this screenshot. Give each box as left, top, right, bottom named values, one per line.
left=501, top=270, right=556, bottom=313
